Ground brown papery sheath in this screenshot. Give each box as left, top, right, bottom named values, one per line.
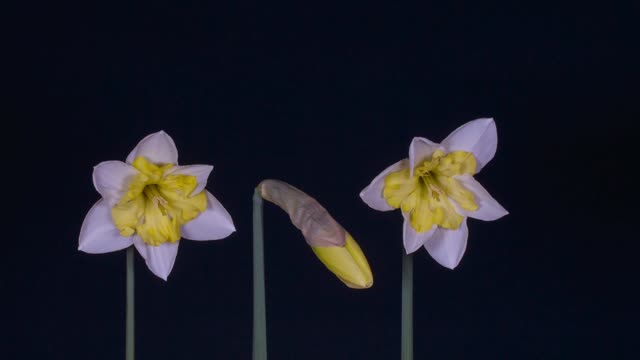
left=257, top=179, right=346, bottom=248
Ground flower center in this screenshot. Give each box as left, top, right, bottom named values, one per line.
left=111, top=156, right=207, bottom=246
left=143, top=185, right=169, bottom=212
left=383, top=150, right=479, bottom=233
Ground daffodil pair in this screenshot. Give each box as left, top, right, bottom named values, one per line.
left=80, top=118, right=507, bottom=281
left=78, top=119, right=507, bottom=360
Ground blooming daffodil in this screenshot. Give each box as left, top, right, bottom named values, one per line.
left=79, top=131, right=236, bottom=280
left=360, top=118, right=508, bottom=269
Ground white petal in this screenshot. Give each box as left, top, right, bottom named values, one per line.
left=181, top=191, right=236, bottom=241
left=455, top=174, right=508, bottom=221
left=167, top=165, right=213, bottom=196
left=441, top=118, right=497, bottom=173
left=126, top=131, right=179, bottom=165
left=92, top=161, right=139, bottom=206
left=402, top=213, right=436, bottom=254
left=424, top=219, right=468, bottom=269
left=79, top=199, right=134, bottom=254
left=360, top=159, right=408, bottom=211
left=409, top=137, right=440, bottom=176
left=133, top=236, right=179, bottom=281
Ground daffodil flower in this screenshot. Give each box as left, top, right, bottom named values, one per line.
left=79, top=131, right=235, bottom=280
left=258, top=179, right=373, bottom=288
left=360, top=118, right=508, bottom=269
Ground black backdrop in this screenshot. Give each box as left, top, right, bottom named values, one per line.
left=7, top=1, right=639, bottom=359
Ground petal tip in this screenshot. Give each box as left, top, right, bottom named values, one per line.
left=152, top=129, right=170, bottom=138
left=470, top=117, right=495, bottom=127
left=150, top=263, right=173, bottom=281
left=404, top=246, right=419, bottom=255
left=155, top=130, right=175, bottom=142
left=431, top=251, right=461, bottom=269
left=403, top=235, right=425, bottom=254
left=222, top=215, right=237, bottom=233
left=411, top=136, right=437, bottom=145
left=493, top=205, right=510, bottom=219
left=358, top=186, right=377, bottom=207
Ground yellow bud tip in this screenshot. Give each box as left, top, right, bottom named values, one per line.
left=311, top=233, right=373, bottom=289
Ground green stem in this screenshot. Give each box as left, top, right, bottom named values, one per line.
left=401, top=251, right=413, bottom=360
left=126, top=246, right=135, bottom=360
left=253, top=188, right=267, bottom=360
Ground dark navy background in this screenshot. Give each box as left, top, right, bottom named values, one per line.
left=7, top=1, right=638, bottom=359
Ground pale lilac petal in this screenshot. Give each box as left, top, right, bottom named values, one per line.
left=424, top=219, right=468, bottom=269
left=360, top=159, right=408, bottom=211
left=92, top=161, right=139, bottom=206
left=126, top=131, right=179, bottom=165
left=79, top=199, right=134, bottom=254
left=440, top=118, right=497, bottom=173
left=167, top=165, right=213, bottom=196
left=409, top=137, right=440, bottom=176
left=402, top=213, right=436, bottom=254
left=133, top=236, right=180, bottom=281
left=181, top=191, right=236, bottom=241
left=455, top=174, right=508, bottom=221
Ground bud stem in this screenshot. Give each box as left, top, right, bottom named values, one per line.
left=253, top=188, right=267, bottom=360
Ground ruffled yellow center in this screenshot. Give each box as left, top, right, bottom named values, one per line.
left=112, top=156, right=207, bottom=246
left=383, top=150, right=478, bottom=233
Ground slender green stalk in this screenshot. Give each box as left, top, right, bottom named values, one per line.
left=126, top=246, right=135, bottom=360
left=253, top=188, right=267, bottom=360
left=401, top=251, right=413, bottom=360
